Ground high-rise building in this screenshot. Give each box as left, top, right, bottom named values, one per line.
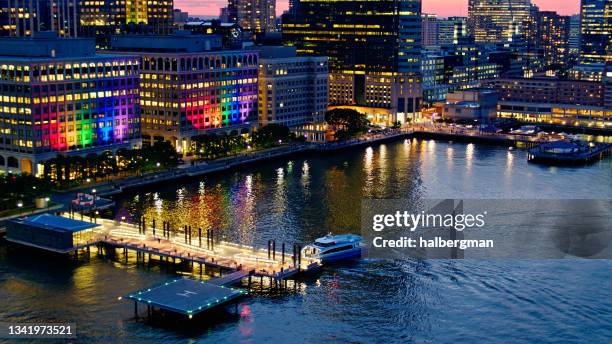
left=524, top=10, right=570, bottom=69
left=78, top=0, right=174, bottom=49
left=605, top=63, right=611, bottom=109
left=257, top=46, right=328, bottom=127
left=0, top=0, right=79, bottom=37
left=173, top=9, right=189, bottom=25
left=437, top=16, right=467, bottom=45
left=227, top=0, right=276, bottom=34
left=579, top=0, right=610, bottom=63
left=422, top=14, right=438, bottom=46
left=282, top=0, right=422, bottom=124
left=468, top=0, right=532, bottom=43
left=0, top=33, right=141, bottom=175
left=569, top=14, right=581, bottom=57
left=108, top=33, right=258, bottom=154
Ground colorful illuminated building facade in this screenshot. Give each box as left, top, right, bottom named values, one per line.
left=579, top=0, right=610, bottom=63
left=109, top=33, right=258, bottom=154
left=257, top=46, right=328, bottom=127
left=282, top=0, right=423, bottom=124
left=78, top=0, right=174, bottom=48
left=467, top=0, right=532, bottom=43
left=0, top=33, right=140, bottom=175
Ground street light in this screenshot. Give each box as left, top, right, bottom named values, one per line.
left=16, top=201, right=23, bottom=208
left=156, top=162, right=161, bottom=168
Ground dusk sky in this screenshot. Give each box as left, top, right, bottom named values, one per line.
left=176, top=0, right=580, bottom=18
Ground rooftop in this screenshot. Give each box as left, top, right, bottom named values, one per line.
left=0, top=32, right=96, bottom=58
left=14, top=214, right=99, bottom=233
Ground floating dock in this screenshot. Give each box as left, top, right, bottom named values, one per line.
left=124, top=277, right=246, bottom=319
left=528, top=141, right=612, bottom=165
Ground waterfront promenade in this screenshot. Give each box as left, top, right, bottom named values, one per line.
left=53, top=126, right=609, bottom=202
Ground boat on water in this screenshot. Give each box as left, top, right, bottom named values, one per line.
left=302, top=233, right=363, bottom=263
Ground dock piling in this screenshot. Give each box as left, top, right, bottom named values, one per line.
left=281, top=243, right=285, bottom=264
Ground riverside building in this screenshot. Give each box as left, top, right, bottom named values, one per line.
left=0, top=33, right=141, bottom=175
left=282, top=0, right=423, bottom=126
left=108, top=32, right=258, bottom=154
left=484, top=77, right=611, bottom=129
left=256, top=46, right=328, bottom=127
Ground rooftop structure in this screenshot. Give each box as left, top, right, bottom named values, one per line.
left=110, top=31, right=222, bottom=53
left=6, top=214, right=100, bottom=253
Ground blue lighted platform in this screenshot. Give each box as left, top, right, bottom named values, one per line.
left=125, top=278, right=246, bottom=316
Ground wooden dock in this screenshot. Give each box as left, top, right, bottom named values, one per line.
left=59, top=213, right=320, bottom=283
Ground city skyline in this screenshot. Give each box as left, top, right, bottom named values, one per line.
left=176, top=0, right=581, bottom=18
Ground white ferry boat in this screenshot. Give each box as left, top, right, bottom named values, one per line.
left=302, top=233, right=363, bottom=263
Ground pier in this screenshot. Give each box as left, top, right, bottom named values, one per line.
left=7, top=213, right=320, bottom=283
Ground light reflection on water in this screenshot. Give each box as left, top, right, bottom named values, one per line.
left=1, top=139, right=611, bottom=343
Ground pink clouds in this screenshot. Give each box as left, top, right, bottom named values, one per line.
left=176, top=0, right=580, bottom=18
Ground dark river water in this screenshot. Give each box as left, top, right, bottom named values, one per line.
left=1, top=138, right=611, bottom=343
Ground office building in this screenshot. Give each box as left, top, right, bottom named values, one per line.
left=78, top=0, right=174, bottom=49
left=569, top=14, right=581, bottom=58
left=422, top=14, right=438, bottom=46
left=485, top=76, right=610, bottom=129
left=173, top=9, right=189, bottom=25
left=485, top=77, right=605, bottom=107
left=257, top=46, right=328, bottom=127
left=109, top=32, right=258, bottom=154
left=0, top=0, right=79, bottom=37
left=579, top=0, right=610, bottom=63
left=282, top=0, right=422, bottom=124
left=468, top=0, right=532, bottom=43
left=605, top=63, right=612, bottom=109
left=0, top=33, right=140, bottom=175
left=437, top=16, right=467, bottom=45
left=569, top=62, right=605, bottom=81
left=227, top=0, right=276, bottom=34
left=538, top=11, right=571, bottom=68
